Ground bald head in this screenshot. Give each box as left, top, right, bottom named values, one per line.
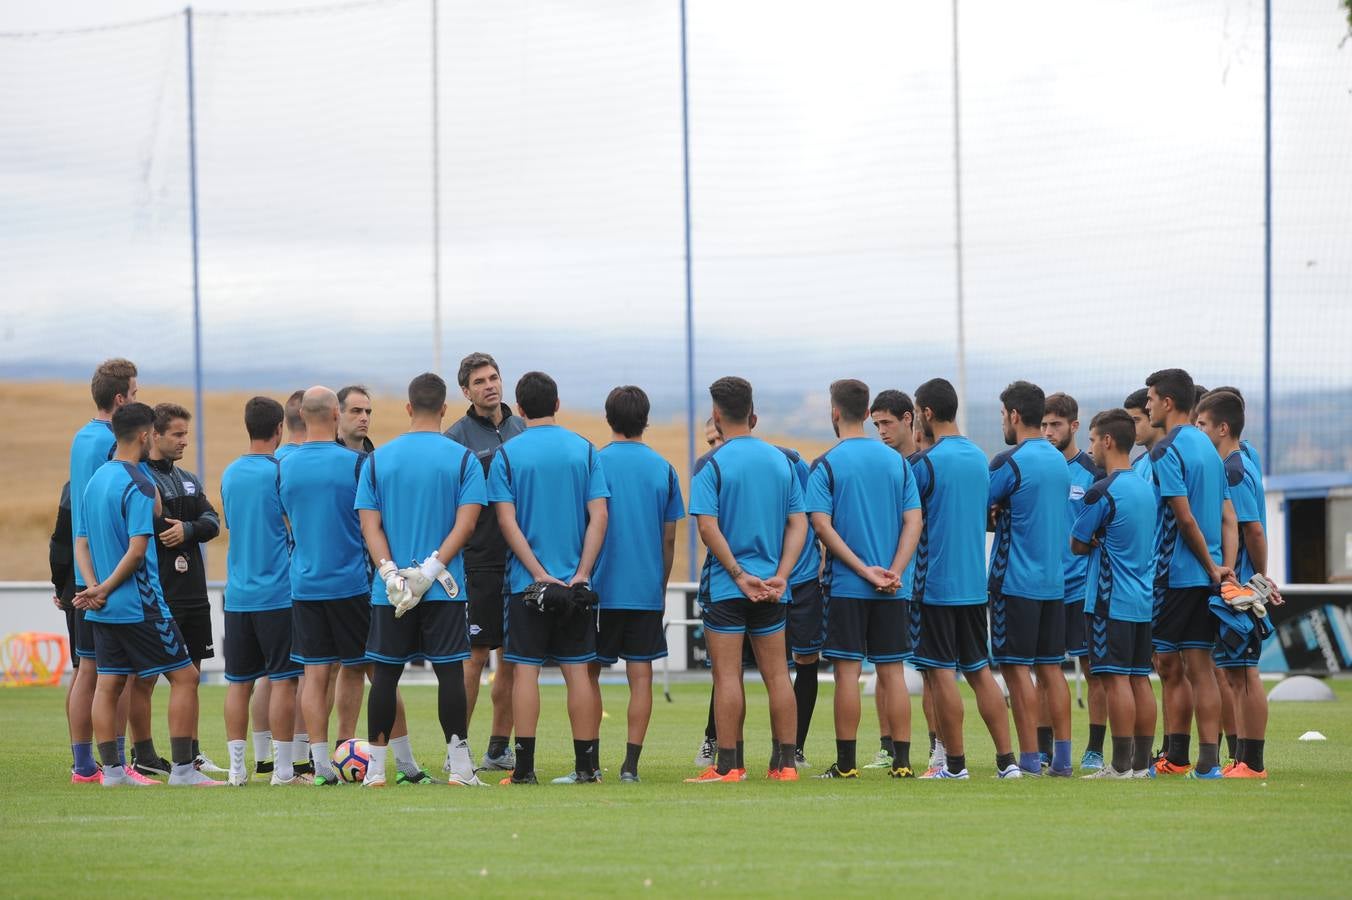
left=300, top=386, right=339, bottom=441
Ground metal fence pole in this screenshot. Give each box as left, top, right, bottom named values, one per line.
left=431, top=0, right=443, bottom=375
left=185, top=6, right=206, bottom=482
left=951, top=0, right=968, bottom=433
left=679, top=0, right=697, bottom=580
left=1263, top=0, right=1273, bottom=473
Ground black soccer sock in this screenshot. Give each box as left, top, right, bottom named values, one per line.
left=432, top=662, right=468, bottom=742
left=98, top=740, right=121, bottom=768
left=893, top=740, right=911, bottom=770
left=715, top=747, right=737, bottom=776
left=1225, top=733, right=1239, bottom=760
left=513, top=737, right=536, bottom=777
left=947, top=753, right=966, bottom=776
left=367, top=663, right=401, bottom=745
left=996, top=751, right=1016, bottom=772
left=622, top=742, right=643, bottom=776
left=836, top=739, right=857, bottom=772
left=573, top=739, right=593, bottom=774
left=1087, top=723, right=1107, bottom=755
left=191, top=738, right=200, bottom=759
left=770, top=740, right=780, bottom=771
left=777, top=741, right=797, bottom=770
left=735, top=741, right=745, bottom=771
left=1167, top=733, right=1191, bottom=766
left=1245, top=739, right=1265, bottom=772
left=1197, top=742, right=1220, bottom=773
left=793, top=661, right=819, bottom=749
left=704, top=690, right=717, bottom=741
left=133, top=739, right=158, bottom=765
left=171, top=736, right=194, bottom=767
left=487, top=734, right=510, bottom=758
left=1111, top=736, right=1133, bottom=773
left=1038, top=726, right=1055, bottom=759
left=1133, top=735, right=1153, bottom=772
left=881, top=734, right=894, bottom=756
left=1235, top=738, right=1248, bottom=767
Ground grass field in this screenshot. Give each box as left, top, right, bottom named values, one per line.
left=3, top=677, right=1350, bottom=897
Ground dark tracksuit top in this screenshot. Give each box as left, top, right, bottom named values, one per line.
left=444, top=404, right=526, bottom=573
left=142, top=457, right=220, bottom=609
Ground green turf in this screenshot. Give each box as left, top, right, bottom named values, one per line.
left=3, top=678, right=1350, bottom=897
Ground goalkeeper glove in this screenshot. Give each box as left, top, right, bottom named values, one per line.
left=400, top=556, right=446, bottom=599
left=1220, top=573, right=1275, bottom=618
left=378, top=560, right=416, bottom=618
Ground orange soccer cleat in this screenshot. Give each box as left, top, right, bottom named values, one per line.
left=684, top=765, right=745, bottom=783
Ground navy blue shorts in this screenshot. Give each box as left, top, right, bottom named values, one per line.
left=912, top=603, right=990, bottom=672
left=1153, top=586, right=1214, bottom=653
left=1087, top=614, right=1152, bottom=677
left=822, top=597, right=910, bottom=664
left=466, top=569, right=506, bottom=650
left=702, top=598, right=787, bottom=638
left=168, top=602, right=214, bottom=662
left=225, top=609, right=302, bottom=683
left=73, top=607, right=96, bottom=661
left=991, top=594, right=1066, bottom=666
left=1064, top=598, right=1088, bottom=658
left=786, top=580, right=825, bottom=656
left=503, top=592, right=597, bottom=666
left=907, top=599, right=923, bottom=664
left=366, top=602, right=470, bottom=666
left=92, top=618, right=194, bottom=679
left=291, top=595, right=370, bottom=667
left=596, top=609, right=667, bottom=664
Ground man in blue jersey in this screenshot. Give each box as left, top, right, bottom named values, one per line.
left=220, top=397, right=305, bottom=785
left=590, top=386, right=685, bottom=783
left=988, top=381, right=1073, bottom=776
left=356, top=373, right=487, bottom=787
left=1072, top=409, right=1159, bottom=778
left=910, top=378, right=1017, bottom=779
left=1040, top=391, right=1107, bottom=771
left=1195, top=390, right=1282, bottom=779
left=281, top=386, right=419, bottom=786
left=491, top=372, right=610, bottom=785
left=274, top=390, right=306, bottom=461
left=74, top=402, right=218, bottom=787
left=685, top=377, right=807, bottom=783
left=1144, top=368, right=1236, bottom=779
left=808, top=380, right=923, bottom=779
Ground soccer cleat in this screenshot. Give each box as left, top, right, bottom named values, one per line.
left=293, top=761, right=315, bottom=778
left=551, top=770, right=601, bottom=784
left=169, top=768, right=225, bottom=787
left=1223, top=762, right=1268, bottom=779
left=684, top=766, right=743, bottom=783
left=498, top=772, right=539, bottom=785
left=794, top=748, right=810, bottom=770
left=194, top=754, right=228, bottom=774
left=1048, top=767, right=1073, bottom=778
left=998, top=765, right=1024, bottom=779
left=768, top=767, right=799, bottom=782
left=398, top=769, right=444, bottom=785
left=694, top=736, right=717, bottom=767
left=1080, top=750, right=1105, bottom=771
left=312, top=773, right=343, bottom=786
left=1186, top=766, right=1223, bottom=781
left=270, top=772, right=307, bottom=786
left=1222, top=760, right=1238, bottom=775
left=255, top=760, right=275, bottom=776
left=814, top=764, right=859, bottom=779
left=1131, top=769, right=1151, bottom=779
left=479, top=747, right=516, bottom=772
left=362, top=775, right=387, bottom=788
left=889, top=766, right=916, bottom=779
left=619, top=771, right=640, bottom=784
left=1149, top=758, right=1192, bottom=777
left=101, top=768, right=156, bottom=787
left=921, top=765, right=944, bottom=778
left=921, top=767, right=969, bottom=779
left=133, top=755, right=172, bottom=778
left=227, top=771, right=249, bottom=787
left=447, top=771, right=487, bottom=787
left=71, top=769, right=102, bottom=785
left=863, top=749, right=894, bottom=770
left=1082, top=766, right=1131, bottom=779
left=1039, top=751, right=1052, bottom=769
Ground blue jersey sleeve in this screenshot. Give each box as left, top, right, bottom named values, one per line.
left=487, top=449, right=514, bottom=504
left=587, top=451, right=610, bottom=502
left=354, top=455, right=378, bottom=511
left=787, top=464, right=805, bottom=515
left=1153, top=446, right=1186, bottom=498
left=689, top=461, right=719, bottom=517
left=459, top=449, right=488, bottom=508
left=1227, top=459, right=1262, bottom=524
left=663, top=466, right=686, bottom=522
left=988, top=454, right=1018, bottom=505
left=804, top=460, right=832, bottom=515
left=126, top=478, right=157, bottom=538
left=1071, top=486, right=1111, bottom=545
left=911, top=454, right=932, bottom=501
left=901, top=458, right=921, bottom=512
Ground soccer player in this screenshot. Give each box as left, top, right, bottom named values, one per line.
left=143, top=402, right=223, bottom=772
left=491, top=371, right=610, bottom=785
left=1144, top=368, right=1235, bottom=779
left=281, top=386, right=419, bottom=785
left=988, top=381, right=1073, bottom=777
left=220, top=397, right=305, bottom=785
left=590, top=386, right=685, bottom=782
left=356, top=373, right=487, bottom=787
left=1195, top=390, right=1281, bottom=778
left=910, top=378, right=1017, bottom=779
left=445, top=352, right=526, bottom=771
left=1040, top=391, right=1107, bottom=771
left=74, top=402, right=218, bottom=787
left=704, top=415, right=721, bottom=450
left=336, top=384, right=376, bottom=453
left=693, top=415, right=728, bottom=767
left=809, top=380, right=923, bottom=779
left=275, top=389, right=306, bottom=460
left=1072, top=409, right=1159, bottom=778
left=685, top=376, right=808, bottom=783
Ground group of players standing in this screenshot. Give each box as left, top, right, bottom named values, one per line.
left=54, top=353, right=1278, bottom=787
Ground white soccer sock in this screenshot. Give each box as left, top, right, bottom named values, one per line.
left=274, top=739, right=294, bottom=781
left=389, top=734, right=419, bottom=775
left=252, top=730, right=273, bottom=764
left=933, top=738, right=947, bottom=766
left=313, top=741, right=334, bottom=777
left=365, top=745, right=388, bottom=783
left=228, top=739, right=247, bottom=777
left=294, top=733, right=310, bottom=763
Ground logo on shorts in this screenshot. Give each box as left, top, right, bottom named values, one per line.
left=469, top=624, right=482, bottom=636
left=1069, top=485, right=1086, bottom=501
left=174, top=555, right=189, bottom=573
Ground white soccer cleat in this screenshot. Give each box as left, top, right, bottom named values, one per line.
left=444, top=736, right=486, bottom=786
left=1082, top=766, right=1132, bottom=779
left=362, top=774, right=388, bottom=789
left=194, top=754, right=228, bottom=774
left=102, top=767, right=156, bottom=787
left=227, top=771, right=249, bottom=787
left=170, top=767, right=225, bottom=786
left=270, top=771, right=307, bottom=786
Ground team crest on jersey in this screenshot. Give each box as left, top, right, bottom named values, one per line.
left=174, top=555, right=190, bottom=573
left=1069, top=485, right=1086, bottom=501
left=182, top=479, right=196, bottom=495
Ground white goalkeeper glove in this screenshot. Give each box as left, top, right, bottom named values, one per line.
left=398, top=555, right=451, bottom=603
left=378, top=559, right=416, bottom=619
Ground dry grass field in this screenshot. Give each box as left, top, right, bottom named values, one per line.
left=0, top=380, right=831, bottom=583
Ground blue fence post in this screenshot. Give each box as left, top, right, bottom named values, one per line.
left=1262, top=0, right=1273, bottom=473
left=679, top=0, right=697, bottom=581
left=185, top=6, right=206, bottom=483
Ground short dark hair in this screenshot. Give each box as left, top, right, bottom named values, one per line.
left=914, top=378, right=959, bottom=423
left=1145, top=368, right=1195, bottom=413
left=999, top=380, right=1045, bottom=426
left=1043, top=392, right=1078, bottom=422
left=869, top=389, right=914, bottom=421
left=515, top=371, right=558, bottom=419
left=458, top=352, right=500, bottom=389
left=1210, top=385, right=1246, bottom=405
left=90, top=358, right=137, bottom=411
left=1089, top=408, right=1135, bottom=453
left=1196, top=390, right=1245, bottom=437
left=1123, top=388, right=1149, bottom=412
left=708, top=376, right=753, bottom=423
left=605, top=385, right=650, bottom=438
left=830, top=379, right=870, bottom=423
left=284, top=390, right=305, bottom=433
left=153, top=402, right=191, bottom=434
left=408, top=372, right=447, bottom=414
left=337, top=385, right=371, bottom=409
left=244, top=396, right=285, bottom=441
left=112, top=402, right=155, bottom=442
left=1193, top=385, right=1208, bottom=409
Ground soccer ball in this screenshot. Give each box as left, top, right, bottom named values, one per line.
left=332, top=739, right=371, bottom=783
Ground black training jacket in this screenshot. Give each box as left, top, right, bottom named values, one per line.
left=444, top=404, right=526, bottom=572
left=143, top=458, right=220, bottom=607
